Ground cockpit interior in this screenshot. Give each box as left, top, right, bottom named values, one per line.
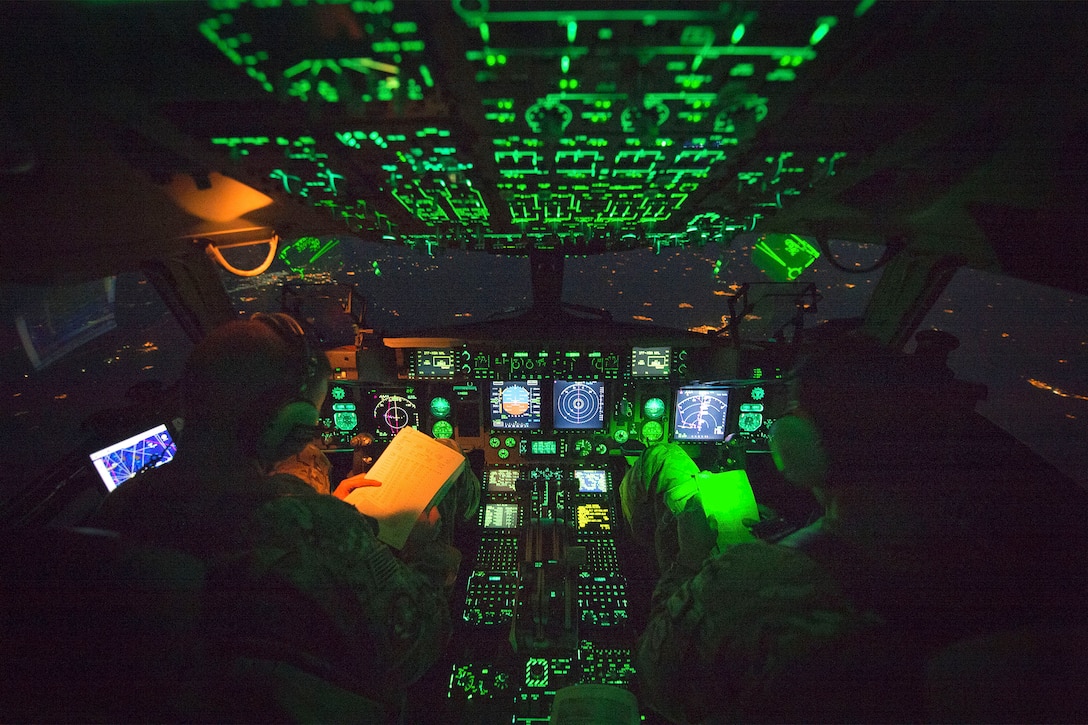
left=2, top=1, right=1087, bottom=722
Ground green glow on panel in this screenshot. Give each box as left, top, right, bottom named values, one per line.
left=642, top=420, right=664, bottom=442
left=567, top=20, right=578, bottom=44
left=479, top=22, right=490, bottom=44
left=432, top=420, right=454, bottom=439
left=643, top=398, right=666, bottom=420
left=334, top=411, right=359, bottom=432
left=731, top=23, right=745, bottom=44
left=561, top=55, right=570, bottom=73
left=854, top=0, right=877, bottom=17
left=810, top=17, right=837, bottom=45
left=430, top=397, right=452, bottom=418
left=738, top=412, right=763, bottom=432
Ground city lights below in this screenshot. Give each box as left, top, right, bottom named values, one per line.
left=1027, top=379, right=1088, bottom=403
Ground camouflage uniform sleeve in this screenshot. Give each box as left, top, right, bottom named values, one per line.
left=635, top=542, right=870, bottom=724
left=243, top=483, right=451, bottom=693
left=269, top=442, right=333, bottom=495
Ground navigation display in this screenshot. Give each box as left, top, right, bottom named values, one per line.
left=553, top=380, right=605, bottom=430
left=632, top=346, right=671, bottom=377
left=89, top=423, right=177, bottom=491
left=490, top=380, right=541, bottom=429
left=672, top=388, right=730, bottom=442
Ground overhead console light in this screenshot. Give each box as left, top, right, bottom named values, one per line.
left=751, top=233, right=820, bottom=282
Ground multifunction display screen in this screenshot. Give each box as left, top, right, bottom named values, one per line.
left=489, top=380, right=542, bottom=429
left=631, top=346, right=671, bottom=377
left=553, top=380, right=606, bottom=430
left=575, top=469, right=609, bottom=493
left=672, top=387, right=730, bottom=441
left=413, top=349, right=456, bottom=378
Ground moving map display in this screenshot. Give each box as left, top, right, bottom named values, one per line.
left=88, top=423, right=177, bottom=491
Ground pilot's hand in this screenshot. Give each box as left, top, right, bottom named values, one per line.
left=676, top=494, right=717, bottom=570
left=332, top=476, right=382, bottom=501
left=350, top=432, right=374, bottom=447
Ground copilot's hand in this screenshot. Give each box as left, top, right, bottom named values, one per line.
left=332, top=476, right=382, bottom=501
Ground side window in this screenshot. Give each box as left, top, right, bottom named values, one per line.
left=915, top=267, right=1088, bottom=490
left=0, top=273, right=193, bottom=515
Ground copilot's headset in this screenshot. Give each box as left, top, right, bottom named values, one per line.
left=249, top=312, right=326, bottom=465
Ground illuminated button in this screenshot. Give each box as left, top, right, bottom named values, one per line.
left=643, top=397, right=666, bottom=419
left=642, top=420, right=664, bottom=442
left=497, top=448, right=510, bottom=460
left=432, top=420, right=454, bottom=439
left=489, top=436, right=501, bottom=448
left=505, top=436, right=517, bottom=448
left=430, top=396, right=451, bottom=418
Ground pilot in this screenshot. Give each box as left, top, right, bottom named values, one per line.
left=630, top=336, right=1061, bottom=723
left=91, top=313, right=457, bottom=722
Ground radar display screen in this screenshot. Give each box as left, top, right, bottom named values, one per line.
left=575, top=469, right=608, bottom=493
left=490, top=380, right=541, bottom=429
left=632, top=347, right=671, bottom=377
left=672, top=387, right=730, bottom=442
left=553, top=380, right=605, bottom=430
left=413, top=349, right=455, bottom=378
left=89, top=423, right=177, bottom=492
left=484, top=503, right=520, bottom=529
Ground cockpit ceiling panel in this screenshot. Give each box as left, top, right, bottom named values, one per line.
left=2, top=1, right=1085, bottom=274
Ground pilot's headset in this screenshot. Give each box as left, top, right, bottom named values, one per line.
left=249, top=312, right=325, bottom=465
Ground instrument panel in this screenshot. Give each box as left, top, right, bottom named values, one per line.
left=321, top=339, right=780, bottom=457
left=320, top=338, right=784, bottom=722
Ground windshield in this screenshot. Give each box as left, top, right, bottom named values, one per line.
left=5, top=231, right=1086, bottom=509
left=3, top=232, right=891, bottom=499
